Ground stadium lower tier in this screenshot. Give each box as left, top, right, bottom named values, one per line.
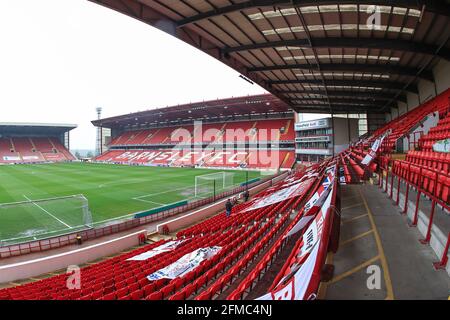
left=0, top=137, right=75, bottom=164
left=96, top=149, right=295, bottom=169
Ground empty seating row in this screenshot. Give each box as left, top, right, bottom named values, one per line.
left=392, top=160, right=450, bottom=204
left=177, top=170, right=310, bottom=238
left=406, top=150, right=450, bottom=173
left=368, top=88, right=450, bottom=153
left=0, top=233, right=223, bottom=300
left=163, top=216, right=282, bottom=300
left=192, top=214, right=289, bottom=300
left=226, top=166, right=337, bottom=300
left=109, top=119, right=295, bottom=147
left=0, top=137, right=75, bottom=163
left=419, top=110, right=450, bottom=151
left=178, top=167, right=328, bottom=300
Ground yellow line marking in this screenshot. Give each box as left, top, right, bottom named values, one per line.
left=329, top=255, right=380, bottom=284
left=342, top=203, right=364, bottom=210
left=317, top=252, right=334, bottom=299
left=341, top=195, right=361, bottom=202
left=340, top=230, right=374, bottom=246
left=359, top=187, right=395, bottom=300
left=342, top=213, right=369, bottom=223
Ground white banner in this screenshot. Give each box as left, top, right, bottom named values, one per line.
left=243, top=177, right=315, bottom=212
left=284, top=174, right=334, bottom=239
left=2, top=156, right=20, bottom=161
left=256, top=188, right=333, bottom=300
left=284, top=215, right=315, bottom=239
left=147, top=246, right=221, bottom=280
left=303, top=171, right=334, bottom=213
left=127, top=240, right=186, bottom=261
left=361, top=132, right=387, bottom=165
left=22, top=156, right=39, bottom=160
left=298, top=189, right=332, bottom=258
left=433, top=139, right=450, bottom=153
left=256, top=241, right=320, bottom=300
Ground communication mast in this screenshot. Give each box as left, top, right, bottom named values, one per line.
left=95, top=107, right=102, bottom=157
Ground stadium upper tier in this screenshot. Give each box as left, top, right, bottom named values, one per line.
left=109, top=119, right=295, bottom=146
left=0, top=137, right=75, bottom=164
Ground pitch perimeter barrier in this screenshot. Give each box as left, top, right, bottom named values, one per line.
left=240, top=178, right=260, bottom=186
left=0, top=171, right=289, bottom=259
left=133, top=200, right=188, bottom=219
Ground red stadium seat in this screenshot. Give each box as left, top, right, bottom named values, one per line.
left=145, top=291, right=163, bottom=300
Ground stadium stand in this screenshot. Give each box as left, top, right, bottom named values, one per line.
left=0, top=161, right=337, bottom=300
left=109, top=120, right=293, bottom=147
left=95, top=111, right=295, bottom=170
left=342, top=89, right=450, bottom=198
left=368, top=89, right=450, bottom=153
left=336, top=88, right=450, bottom=282
left=0, top=123, right=76, bottom=164
left=0, top=138, right=20, bottom=163
left=0, top=137, right=75, bottom=163
left=2, top=92, right=449, bottom=301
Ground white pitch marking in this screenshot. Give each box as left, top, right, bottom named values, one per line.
left=132, top=183, right=204, bottom=200
left=132, top=198, right=166, bottom=206
left=23, top=195, right=72, bottom=229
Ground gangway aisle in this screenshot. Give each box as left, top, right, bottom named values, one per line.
left=319, top=184, right=450, bottom=300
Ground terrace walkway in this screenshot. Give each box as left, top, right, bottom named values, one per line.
left=319, top=183, right=450, bottom=300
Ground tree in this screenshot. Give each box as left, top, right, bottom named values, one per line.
left=74, top=151, right=81, bottom=159
left=86, top=151, right=94, bottom=158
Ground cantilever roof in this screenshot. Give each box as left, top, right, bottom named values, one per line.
left=0, top=123, right=77, bottom=135
left=89, top=0, right=450, bottom=114
left=92, top=94, right=292, bottom=128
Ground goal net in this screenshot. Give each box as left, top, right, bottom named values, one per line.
left=194, top=172, right=235, bottom=198
left=0, top=194, right=93, bottom=246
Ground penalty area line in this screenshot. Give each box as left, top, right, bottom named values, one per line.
left=23, top=195, right=72, bottom=229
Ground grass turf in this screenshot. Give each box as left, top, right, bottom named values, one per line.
left=0, top=163, right=263, bottom=244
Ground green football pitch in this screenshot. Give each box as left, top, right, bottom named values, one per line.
left=0, top=163, right=263, bottom=245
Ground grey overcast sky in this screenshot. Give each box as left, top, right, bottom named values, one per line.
left=0, top=0, right=318, bottom=150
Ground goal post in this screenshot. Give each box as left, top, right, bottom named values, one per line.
left=0, top=194, right=93, bottom=246
left=194, top=172, right=235, bottom=198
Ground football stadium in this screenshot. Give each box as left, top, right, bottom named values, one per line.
left=0, top=0, right=450, bottom=306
